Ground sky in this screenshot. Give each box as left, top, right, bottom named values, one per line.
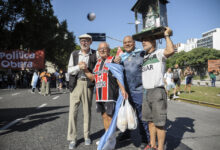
left=51, top=0, right=220, bottom=50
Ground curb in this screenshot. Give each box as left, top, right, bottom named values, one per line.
left=175, top=98, right=220, bottom=109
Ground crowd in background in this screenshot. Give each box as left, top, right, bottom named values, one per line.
left=0, top=69, right=69, bottom=95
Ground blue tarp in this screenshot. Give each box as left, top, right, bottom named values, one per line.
left=97, top=63, right=124, bottom=150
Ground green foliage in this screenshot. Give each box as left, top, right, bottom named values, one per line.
left=0, top=0, right=77, bottom=69
left=110, top=47, right=124, bottom=56
left=167, top=48, right=220, bottom=78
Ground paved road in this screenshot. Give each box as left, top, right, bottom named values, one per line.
left=0, top=88, right=220, bottom=150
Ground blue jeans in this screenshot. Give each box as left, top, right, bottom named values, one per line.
left=211, top=78, right=216, bottom=87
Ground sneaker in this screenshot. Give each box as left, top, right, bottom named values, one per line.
left=177, top=92, right=180, bottom=95
left=173, top=95, right=179, bottom=99
left=69, top=141, right=76, bottom=149
left=96, top=140, right=100, bottom=145
left=85, top=138, right=91, bottom=145
left=144, top=145, right=157, bottom=150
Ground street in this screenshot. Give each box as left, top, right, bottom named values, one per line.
left=0, top=88, right=220, bottom=150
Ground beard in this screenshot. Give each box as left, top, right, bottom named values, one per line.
left=144, top=45, right=152, bottom=53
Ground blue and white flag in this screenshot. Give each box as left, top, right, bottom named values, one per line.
left=97, top=63, right=124, bottom=150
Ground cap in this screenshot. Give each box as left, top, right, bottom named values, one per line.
left=78, top=34, right=92, bottom=40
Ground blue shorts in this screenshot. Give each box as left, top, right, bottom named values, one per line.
left=165, top=83, right=175, bottom=91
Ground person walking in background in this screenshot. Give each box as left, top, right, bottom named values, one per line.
left=141, top=27, right=175, bottom=150
left=114, top=36, right=149, bottom=147
left=67, top=34, right=97, bottom=149
left=209, top=70, right=216, bottom=87
left=54, top=70, right=59, bottom=89
left=58, top=69, right=64, bottom=91
left=31, top=70, right=39, bottom=93
left=173, top=64, right=182, bottom=95
left=164, top=68, right=178, bottom=100
left=40, top=69, right=51, bottom=96
left=184, top=66, right=193, bottom=93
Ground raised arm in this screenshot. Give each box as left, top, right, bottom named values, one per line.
left=163, top=27, right=175, bottom=58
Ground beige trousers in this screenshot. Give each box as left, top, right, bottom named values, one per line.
left=67, top=80, right=93, bottom=141
left=41, top=80, right=50, bottom=95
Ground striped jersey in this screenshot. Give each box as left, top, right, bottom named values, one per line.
left=93, top=56, right=119, bottom=102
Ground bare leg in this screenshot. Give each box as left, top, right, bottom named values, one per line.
left=157, top=126, right=165, bottom=150
left=188, top=84, right=191, bottom=93
left=148, top=122, right=157, bottom=148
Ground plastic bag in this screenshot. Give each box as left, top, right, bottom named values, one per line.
left=117, top=100, right=127, bottom=132
left=125, top=100, right=137, bottom=130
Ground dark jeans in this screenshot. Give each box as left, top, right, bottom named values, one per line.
left=123, top=92, right=150, bottom=145
left=211, top=78, right=216, bottom=87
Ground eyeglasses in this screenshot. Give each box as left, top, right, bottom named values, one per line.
left=98, top=47, right=109, bottom=52
left=80, top=39, right=90, bottom=43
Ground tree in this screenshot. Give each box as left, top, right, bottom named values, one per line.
left=110, top=47, right=124, bottom=56
left=167, top=48, right=220, bottom=78
left=0, top=0, right=77, bottom=69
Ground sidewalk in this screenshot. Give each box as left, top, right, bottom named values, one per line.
left=181, top=79, right=220, bottom=87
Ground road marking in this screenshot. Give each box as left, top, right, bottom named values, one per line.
left=52, top=96, right=59, bottom=100
left=12, top=93, right=20, bottom=96
left=36, top=103, right=47, bottom=109
left=0, top=118, right=24, bottom=130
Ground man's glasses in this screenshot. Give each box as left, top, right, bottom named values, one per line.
left=98, top=47, right=109, bottom=52
left=80, top=39, right=90, bottom=43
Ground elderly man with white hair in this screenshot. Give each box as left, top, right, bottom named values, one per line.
left=67, top=33, right=97, bottom=149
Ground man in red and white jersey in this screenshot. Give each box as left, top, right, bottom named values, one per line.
left=81, top=42, right=128, bottom=131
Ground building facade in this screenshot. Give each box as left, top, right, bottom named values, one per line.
left=197, top=28, right=220, bottom=50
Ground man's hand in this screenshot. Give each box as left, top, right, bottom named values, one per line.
left=114, top=56, right=121, bottom=64
left=164, top=27, right=173, bottom=36
left=79, top=61, right=87, bottom=70
left=121, top=89, right=128, bottom=100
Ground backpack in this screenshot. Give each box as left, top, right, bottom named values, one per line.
left=173, top=69, right=179, bottom=80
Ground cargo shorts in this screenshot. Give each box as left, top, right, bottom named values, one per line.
left=142, top=87, right=167, bottom=127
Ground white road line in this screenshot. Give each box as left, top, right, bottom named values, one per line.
left=52, top=96, right=60, bottom=100
left=12, top=93, right=20, bottom=96
left=0, top=118, right=24, bottom=130
left=36, top=103, right=47, bottom=109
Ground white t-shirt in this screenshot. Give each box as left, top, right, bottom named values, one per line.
left=142, top=49, right=167, bottom=89
left=164, top=72, right=173, bottom=84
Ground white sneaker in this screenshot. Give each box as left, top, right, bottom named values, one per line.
left=173, top=95, right=179, bottom=99
left=69, top=141, right=76, bottom=149
left=177, top=92, right=180, bottom=95
left=85, top=138, right=91, bottom=145
left=96, top=140, right=100, bottom=145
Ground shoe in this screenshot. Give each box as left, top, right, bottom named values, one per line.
left=144, top=145, right=157, bottom=150
left=167, top=97, right=170, bottom=101
left=173, top=95, right=179, bottom=99
left=85, top=138, right=91, bottom=145
left=96, top=140, right=100, bottom=145
left=69, top=141, right=76, bottom=149
left=31, top=91, right=35, bottom=94
left=177, top=92, right=180, bottom=95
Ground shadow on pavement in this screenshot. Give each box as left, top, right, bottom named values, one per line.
left=0, top=106, right=68, bottom=135
left=76, top=129, right=105, bottom=147
left=165, top=117, right=195, bottom=150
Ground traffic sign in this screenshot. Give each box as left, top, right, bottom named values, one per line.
left=87, top=33, right=106, bottom=41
